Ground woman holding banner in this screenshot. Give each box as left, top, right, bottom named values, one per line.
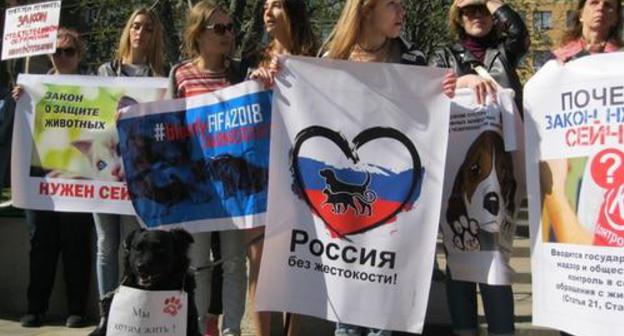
left=247, top=0, right=318, bottom=335
left=429, top=1, right=529, bottom=336
left=168, top=1, right=248, bottom=335
left=16, top=28, right=94, bottom=329
left=542, top=0, right=622, bottom=246
left=91, top=7, right=165, bottom=332
left=541, top=2, right=622, bottom=335
left=319, top=0, right=455, bottom=335
left=541, top=1, right=621, bottom=242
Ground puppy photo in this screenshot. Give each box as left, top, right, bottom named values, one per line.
left=446, top=131, right=517, bottom=251
left=89, top=229, right=200, bottom=336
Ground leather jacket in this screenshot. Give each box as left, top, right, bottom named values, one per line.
left=429, top=4, right=529, bottom=111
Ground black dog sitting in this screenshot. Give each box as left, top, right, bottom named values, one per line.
left=88, top=229, right=200, bottom=336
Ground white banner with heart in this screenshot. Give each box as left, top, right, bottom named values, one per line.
left=257, top=56, right=450, bottom=334
left=107, top=286, right=187, bottom=336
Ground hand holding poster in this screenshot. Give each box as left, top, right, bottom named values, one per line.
left=525, top=53, right=624, bottom=336
left=256, top=56, right=450, bottom=333
left=117, top=81, right=272, bottom=232
left=12, top=74, right=167, bottom=214
left=2, top=1, right=61, bottom=60
left=441, top=89, right=524, bottom=285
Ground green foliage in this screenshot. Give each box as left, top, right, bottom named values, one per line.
left=62, top=0, right=454, bottom=68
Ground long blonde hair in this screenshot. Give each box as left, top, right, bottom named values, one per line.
left=325, top=0, right=378, bottom=59
left=116, top=8, right=165, bottom=76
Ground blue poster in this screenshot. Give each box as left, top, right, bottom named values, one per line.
left=117, top=81, right=271, bottom=232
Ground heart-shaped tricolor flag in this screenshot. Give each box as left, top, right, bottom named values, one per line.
left=290, top=126, right=424, bottom=237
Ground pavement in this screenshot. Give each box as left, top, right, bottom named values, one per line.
left=0, top=225, right=566, bottom=336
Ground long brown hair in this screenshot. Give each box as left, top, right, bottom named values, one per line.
left=560, top=0, right=623, bottom=47
left=324, top=0, right=378, bottom=60
left=260, top=0, right=318, bottom=66
left=116, top=8, right=165, bottom=76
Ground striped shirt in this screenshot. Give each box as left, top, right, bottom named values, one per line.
left=174, top=61, right=230, bottom=98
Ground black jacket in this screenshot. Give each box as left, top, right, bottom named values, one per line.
left=429, top=5, right=529, bottom=110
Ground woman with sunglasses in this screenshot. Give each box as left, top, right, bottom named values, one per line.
left=430, top=0, right=528, bottom=108
left=246, top=1, right=318, bottom=335
left=321, top=1, right=455, bottom=335
left=429, top=1, right=529, bottom=336
left=168, top=2, right=248, bottom=336
left=15, top=28, right=94, bottom=329
left=90, top=7, right=165, bottom=333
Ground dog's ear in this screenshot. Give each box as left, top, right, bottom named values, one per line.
left=446, top=167, right=467, bottom=226
left=123, top=228, right=145, bottom=252
left=171, top=229, right=194, bottom=250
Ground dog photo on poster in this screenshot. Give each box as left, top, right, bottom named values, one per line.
left=441, top=89, right=524, bottom=286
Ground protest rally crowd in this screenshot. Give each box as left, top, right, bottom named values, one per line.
left=1, top=0, right=623, bottom=335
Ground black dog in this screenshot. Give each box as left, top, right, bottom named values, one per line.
left=88, top=229, right=200, bottom=336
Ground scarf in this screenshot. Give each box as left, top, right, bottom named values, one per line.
left=461, top=31, right=498, bottom=63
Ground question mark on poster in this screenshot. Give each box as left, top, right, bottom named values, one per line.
left=601, top=153, right=621, bottom=184
left=591, top=149, right=624, bottom=189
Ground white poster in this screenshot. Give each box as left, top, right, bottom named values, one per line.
left=256, top=56, right=450, bottom=333
left=525, top=52, right=624, bottom=336
left=441, top=89, right=524, bottom=285
left=107, top=286, right=187, bottom=336
left=2, top=1, right=61, bottom=60
left=12, top=74, right=167, bottom=215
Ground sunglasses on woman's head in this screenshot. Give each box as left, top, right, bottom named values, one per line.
left=53, top=47, right=77, bottom=58
left=461, top=5, right=489, bottom=17
left=205, top=23, right=235, bottom=35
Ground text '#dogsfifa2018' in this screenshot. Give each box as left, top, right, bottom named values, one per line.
left=155, top=103, right=268, bottom=148
left=548, top=86, right=624, bottom=147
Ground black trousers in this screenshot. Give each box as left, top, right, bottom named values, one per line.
left=25, top=210, right=93, bottom=315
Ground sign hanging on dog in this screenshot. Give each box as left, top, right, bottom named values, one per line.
left=2, top=1, right=61, bottom=60
left=441, top=89, right=524, bottom=285
left=12, top=74, right=167, bottom=214
left=117, top=81, right=272, bottom=232
left=524, top=53, right=624, bottom=336
left=256, top=56, right=450, bottom=334
left=107, top=286, right=187, bottom=336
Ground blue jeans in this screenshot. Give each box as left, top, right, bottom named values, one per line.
left=191, top=230, right=247, bottom=335
left=335, top=323, right=391, bottom=336
left=446, top=275, right=515, bottom=336
left=93, top=213, right=139, bottom=297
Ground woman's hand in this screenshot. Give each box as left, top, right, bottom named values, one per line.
left=457, top=74, right=497, bottom=105
left=443, top=71, right=458, bottom=98
left=12, top=85, right=24, bottom=101
left=250, top=57, right=281, bottom=89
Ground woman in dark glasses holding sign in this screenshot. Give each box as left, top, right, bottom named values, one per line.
left=168, top=2, right=249, bottom=336
left=16, top=28, right=94, bottom=329
left=429, top=1, right=529, bottom=336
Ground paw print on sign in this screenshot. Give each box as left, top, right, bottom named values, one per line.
left=163, top=296, right=183, bottom=317
left=450, top=215, right=480, bottom=251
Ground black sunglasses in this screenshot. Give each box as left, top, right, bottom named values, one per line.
left=205, top=23, right=235, bottom=35
left=461, top=5, right=489, bottom=17
left=53, top=47, right=77, bottom=58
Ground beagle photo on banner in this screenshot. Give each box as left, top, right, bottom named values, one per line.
left=441, top=89, right=524, bottom=285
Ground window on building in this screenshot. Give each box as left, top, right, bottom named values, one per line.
left=566, top=10, right=576, bottom=28
left=533, top=50, right=552, bottom=70
left=533, top=11, right=552, bottom=31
